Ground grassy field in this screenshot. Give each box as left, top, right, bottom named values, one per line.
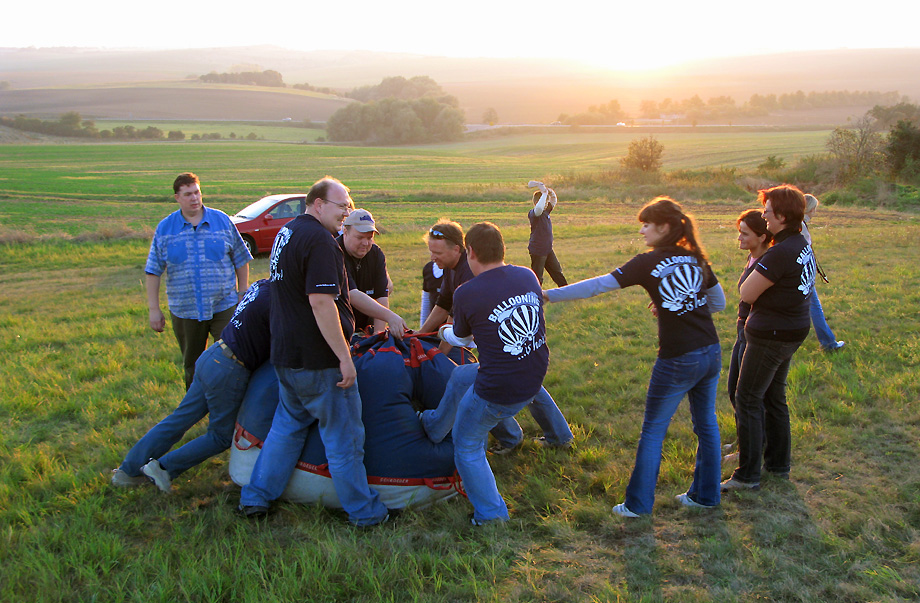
left=1, top=139, right=919, bottom=602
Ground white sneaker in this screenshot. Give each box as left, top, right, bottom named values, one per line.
left=676, top=493, right=710, bottom=508
left=142, top=459, right=172, bottom=493
left=110, top=468, right=147, bottom=487
left=611, top=502, right=640, bottom=518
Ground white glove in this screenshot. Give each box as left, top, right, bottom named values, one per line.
left=527, top=180, right=547, bottom=194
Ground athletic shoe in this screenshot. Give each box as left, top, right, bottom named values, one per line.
left=237, top=505, right=270, bottom=519
left=487, top=441, right=521, bottom=455
left=141, top=459, right=172, bottom=493
left=720, top=478, right=760, bottom=491
left=110, top=468, right=147, bottom=487
left=469, top=513, right=506, bottom=527
left=722, top=452, right=739, bottom=466
left=823, top=340, right=846, bottom=352
left=611, top=503, right=640, bottom=518
left=533, top=436, right=573, bottom=449
left=676, top=493, right=711, bottom=508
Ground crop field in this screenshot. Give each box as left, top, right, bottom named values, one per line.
left=1, top=137, right=919, bottom=602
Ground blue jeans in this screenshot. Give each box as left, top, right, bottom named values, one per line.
left=810, top=288, right=838, bottom=349
left=624, top=343, right=722, bottom=514
left=421, top=363, right=572, bottom=446
left=240, top=366, right=387, bottom=526
left=453, top=388, right=531, bottom=522
left=120, top=343, right=250, bottom=477
left=731, top=334, right=804, bottom=484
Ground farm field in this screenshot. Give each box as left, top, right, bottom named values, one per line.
left=0, top=129, right=829, bottom=237
left=1, top=139, right=919, bottom=601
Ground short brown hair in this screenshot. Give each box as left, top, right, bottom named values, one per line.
left=426, top=220, right=464, bottom=249
left=758, top=184, right=806, bottom=230
left=464, top=222, right=505, bottom=264
left=173, top=172, right=199, bottom=194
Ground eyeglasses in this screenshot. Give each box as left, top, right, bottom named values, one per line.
left=324, top=198, right=354, bottom=211
left=762, top=208, right=774, bottom=215
left=429, top=228, right=459, bottom=247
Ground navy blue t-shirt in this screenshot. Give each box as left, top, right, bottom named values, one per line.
left=435, top=251, right=474, bottom=314
left=452, top=265, right=549, bottom=404
left=745, top=228, right=814, bottom=339
left=528, top=206, right=554, bottom=256
left=269, top=214, right=355, bottom=370
left=220, top=278, right=271, bottom=371
left=337, top=235, right=388, bottom=331
left=613, top=248, right=720, bottom=359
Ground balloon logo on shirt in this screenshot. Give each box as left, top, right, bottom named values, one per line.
left=498, top=303, right=540, bottom=356
left=269, top=227, right=292, bottom=282
left=659, top=264, right=704, bottom=315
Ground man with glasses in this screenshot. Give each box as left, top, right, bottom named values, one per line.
left=239, top=176, right=390, bottom=526
left=419, top=220, right=474, bottom=334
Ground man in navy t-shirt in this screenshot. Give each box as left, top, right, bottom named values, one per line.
left=437, top=222, right=550, bottom=525
left=239, top=177, right=390, bottom=527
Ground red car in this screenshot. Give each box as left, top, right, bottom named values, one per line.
left=231, top=193, right=306, bottom=255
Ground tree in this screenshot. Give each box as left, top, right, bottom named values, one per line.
left=639, top=100, right=659, bottom=119
left=482, top=108, right=498, bottom=125
left=825, top=115, right=885, bottom=183
left=885, top=119, right=920, bottom=179
left=168, top=130, right=186, bottom=140
left=621, top=136, right=664, bottom=172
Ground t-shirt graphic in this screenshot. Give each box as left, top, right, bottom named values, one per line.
left=269, top=226, right=292, bottom=282
left=490, top=291, right=543, bottom=357
left=797, top=246, right=816, bottom=296
left=657, top=261, right=706, bottom=315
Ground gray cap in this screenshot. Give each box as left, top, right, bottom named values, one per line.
left=343, top=208, right=378, bottom=233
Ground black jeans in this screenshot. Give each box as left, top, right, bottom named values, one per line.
left=530, top=251, right=568, bottom=287
left=170, top=306, right=235, bottom=390
left=731, top=333, right=804, bottom=483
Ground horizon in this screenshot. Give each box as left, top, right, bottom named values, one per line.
left=6, top=0, right=920, bottom=71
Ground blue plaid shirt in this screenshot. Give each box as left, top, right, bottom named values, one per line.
left=145, top=206, right=252, bottom=320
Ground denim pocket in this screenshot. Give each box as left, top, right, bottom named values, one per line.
left=166, top=240, right=188, bottom=264
left=204, top=239, right=226, bottom=262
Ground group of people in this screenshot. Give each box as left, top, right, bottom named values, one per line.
left=111, top=172, right=844, bottom=524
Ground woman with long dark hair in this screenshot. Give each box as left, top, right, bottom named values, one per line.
left=722, top=185, right=816, bottom=491
left=545, top=197, right=725, bottom=516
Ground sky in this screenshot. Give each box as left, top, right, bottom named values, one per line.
left=5, top=0, right=919, bottom=70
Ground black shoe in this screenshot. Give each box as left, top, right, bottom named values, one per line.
left=237, top=504, right=270, bottom=519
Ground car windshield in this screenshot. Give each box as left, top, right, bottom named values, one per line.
left=234, top=197, right=283, bottom=219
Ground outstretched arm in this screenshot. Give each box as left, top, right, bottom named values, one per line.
left=544, top=274, right=620, bottom=303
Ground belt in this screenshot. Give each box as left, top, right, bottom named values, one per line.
left=216, top=339, right=246, bottom=368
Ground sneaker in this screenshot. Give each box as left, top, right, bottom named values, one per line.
left=237, top=504, right=270, bottom=519
left=469, top=513, right=506, bottom=527
left=823, top=340, right=846, bottom=352
left=533, top=436, right=573, bottom=449
left=110, top=468, right=147, bottom=487
left=720, top=477, right=760, bottom=491
left=487, top=441, right=521, bottom=455
left=141, top=459, right=172, bottom=493
left=676, top=493, right=710, bottom=508
left=722, top=442, right=735, bottom=453
left=611, top=503, right=640, bottom=518
left=351, top=513, right=390, bottom=528
left=722, top=452, right=739, bottom=465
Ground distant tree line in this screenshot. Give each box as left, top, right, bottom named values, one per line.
left=327, top=76, right=464, bottom=144
left=0, top=112, right=261, bottom=141
left=199, top=70, right=284, bottom=87
left=637, top=90, right=904, bottom=121
left=556, top=100, right=626, bottom=126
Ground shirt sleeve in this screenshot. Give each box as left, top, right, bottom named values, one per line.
left=144, top=231, right=165, bottom=276
left=545, top=273, right=621, bottom=302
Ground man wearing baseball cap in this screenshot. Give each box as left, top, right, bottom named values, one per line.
left=337, top=208, right=395, bottom=335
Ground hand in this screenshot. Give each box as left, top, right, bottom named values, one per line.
left=527, top=180, right=547, bottom=193
left=149, top=308, right=166, bottom=332
left=542, top=291, right=550, bottom=303
left=387, top=311, right=407, bottom=340
left=647, top=301, right=658, bottom=318
left=337, top=357, right=357, bottom=388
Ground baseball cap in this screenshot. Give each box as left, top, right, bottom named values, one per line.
left=343, top=209, right=378, bottom=233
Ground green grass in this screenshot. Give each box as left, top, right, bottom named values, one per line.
left=1, top=140, right=919, bottom=601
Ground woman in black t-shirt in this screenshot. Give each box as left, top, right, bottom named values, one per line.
left=722, top=185, right=816, bottom=492
left=546, top=197, right=726, bottom=516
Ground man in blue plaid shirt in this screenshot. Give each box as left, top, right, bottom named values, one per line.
left=145, top=172, right=252, bottom=389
